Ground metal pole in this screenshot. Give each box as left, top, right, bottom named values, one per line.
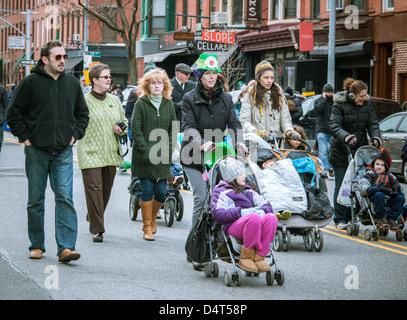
left=327, top=0, right=336, bottom=89
left=25, top=10, right=31, bottom=77
left=83, top=0, right=88, bottom=69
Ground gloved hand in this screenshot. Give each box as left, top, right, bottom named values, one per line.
left=241, top=208, right=256, bottom=217
left=236, top=142, right=248, bottom=158
left=257, top=130, right=270, bottom=142
left=200, top=141, right=215, bottom=153
left=372, top=137, right=381, bottom=148
left=366, top=182, right=383, bottom=196
left=344, top=134, right=357, bottom=145
left=286, top=130, right=300, bottom=141
left=381, top=188, right=392, bottom=196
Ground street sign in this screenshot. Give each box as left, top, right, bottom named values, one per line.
left=88, top=51, right=101, bottom=57
left=21, top=59, right=36, bottom=66
left=173, top=31, right=195, bottom=41
left=8, top=36, right=25, bottom=49
left=196, top=40, right=228, bottom=52
left=84, top=55, right=92, bottom=69
left=202, top=31, right=235, bottom=45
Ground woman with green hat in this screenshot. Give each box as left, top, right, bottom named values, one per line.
left=180, top=53, right=246, bottom=268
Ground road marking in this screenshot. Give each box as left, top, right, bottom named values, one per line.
left=323, top=225, right=407, bottom=256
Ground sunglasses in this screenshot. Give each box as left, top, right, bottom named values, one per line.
left=52, top=54, right=69, bottom=61
left=98, top=76, right=113, bottom=80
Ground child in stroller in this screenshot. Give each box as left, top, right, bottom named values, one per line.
left=210, top=157, right=278, bottom=274
left=357, top=149, right=404, bottom=232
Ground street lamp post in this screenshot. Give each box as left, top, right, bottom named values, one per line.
left=328, top=0, right=336, bottom=89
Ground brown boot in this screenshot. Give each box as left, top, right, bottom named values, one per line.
left=139, top=200, right=154, bottom=241
left=151, top=199, right=164, bottom=234
left=254, top=254, right=271, bottom=272
left=237, top=246, right=258, bottom=273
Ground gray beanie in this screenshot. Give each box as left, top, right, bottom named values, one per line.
left=219, top=158, right=245, bottom=183
left=322, top=83, right=334, bottom=92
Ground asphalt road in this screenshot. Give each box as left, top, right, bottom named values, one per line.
left=1, top=132, right=406, bottom=302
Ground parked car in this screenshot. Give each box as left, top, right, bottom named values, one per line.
left=122, top=85, right=136, bottom=109
left=378, top=111, right=407, bottom=182
left=298, top=95, right=402, bottom=148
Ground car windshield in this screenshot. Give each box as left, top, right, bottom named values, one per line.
left=301, top=95, right=320, bottom=116
left=380, top=114, right=404, bottom=133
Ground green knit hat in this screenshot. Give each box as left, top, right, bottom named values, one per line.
left=193, top=54, right=221, bottom=78
left=144, top=61, right=156, bottom=75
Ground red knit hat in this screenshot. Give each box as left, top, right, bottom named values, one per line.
left=372, top=148, right=392, bottom=170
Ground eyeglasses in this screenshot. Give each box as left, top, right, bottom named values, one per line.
left=53, top=54, right=68, bottom=61
left=98, top=76, right=113, bottom=80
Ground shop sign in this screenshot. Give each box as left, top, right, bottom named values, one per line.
left=202, top=31, right=235, bottom=45
left=159, top=31, right=188, bottom=51
left=244, top=0, right=259, bottom=23
left=196, top=40, right=228, bottom=52
left=299, top=22, right=314, bottom=52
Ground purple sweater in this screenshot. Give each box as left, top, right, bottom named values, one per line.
left=210, top=181, right=273, bottom=233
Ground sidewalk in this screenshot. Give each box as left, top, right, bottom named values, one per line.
left=0, top=250, right=52, bottom=300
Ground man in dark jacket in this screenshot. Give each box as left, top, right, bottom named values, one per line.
left=7, top=40, right=89, bottom=262
left=314, top=83, right=334, bottom=177
left=170, top=63, right=196, bottom=190
left=170, top=63, right=196, bottom=128
left=0, top=84, right=8, bottom=152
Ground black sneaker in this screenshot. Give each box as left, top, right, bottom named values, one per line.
left=93, top=233, right=103, bottom=242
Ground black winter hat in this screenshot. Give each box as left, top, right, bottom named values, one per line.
left=322, top=83, right=334, bottom=92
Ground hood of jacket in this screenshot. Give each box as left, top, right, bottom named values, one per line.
left=334, top=90, right=370, bottom=105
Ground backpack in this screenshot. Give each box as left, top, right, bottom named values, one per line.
left=301, top=183, right=333, bottom=220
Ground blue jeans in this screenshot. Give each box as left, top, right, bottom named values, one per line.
left=139, top=178, right=167, bottom=203
left=369, top=192, right=405, bottom=221
left=316, top=132, right=333, bottom=173
left=333, top=164, right=351, bottom=224
left=24, top=145, right=78, bottom=256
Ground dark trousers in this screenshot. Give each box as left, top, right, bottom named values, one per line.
left=369, top=192, right=405, bottom=221
left=81, top=166, right=116, bottom=234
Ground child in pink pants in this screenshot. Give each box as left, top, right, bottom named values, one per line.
left=210, top=157, right=278, bottom=273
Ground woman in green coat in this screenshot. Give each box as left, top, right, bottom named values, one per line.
left=131, top=68, right=177, bottom=241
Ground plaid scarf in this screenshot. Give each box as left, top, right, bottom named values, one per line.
left=197, top=79, right=224, bottom=101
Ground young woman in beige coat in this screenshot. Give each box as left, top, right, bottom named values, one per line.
left=239, top=61, right=299, bottom=143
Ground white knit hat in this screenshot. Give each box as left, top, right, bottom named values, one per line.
left=219, top=158, right=245, bottom=183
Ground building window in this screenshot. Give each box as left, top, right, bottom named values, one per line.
left=231, top=0, right=243, bottom=24
left=183, top=0, right=188, bottom=27
left=383, top=0, right=394, bottom=11
left=149, top=0, right=166, bottom=37
left=327, top=0, right=344, bottom=10
left=312, top=0, right=320, bottom=18
left=102, top=7, right=116, bottom=42
left=349, top=0, right=365, bottom=9
left=270, top=0, right=299, bottom=20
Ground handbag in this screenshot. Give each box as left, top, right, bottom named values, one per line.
left=115, top=133, right=129, bottom=157
left=185, top=211, right=211, bottom=263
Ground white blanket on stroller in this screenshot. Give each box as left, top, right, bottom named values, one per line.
left=251, top=159, right=308, bottom=213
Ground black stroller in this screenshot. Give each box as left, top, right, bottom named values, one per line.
left=341, top=145, right=407, bottom=241
left=186, top=154, right=284, bottom=287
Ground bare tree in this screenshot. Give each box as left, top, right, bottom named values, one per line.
left=76, top=0, right=150, bottom=84
left=221, top=45, right=246, bottom=90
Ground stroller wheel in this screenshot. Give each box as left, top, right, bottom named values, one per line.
left=266, top=270, right=274, bottom=286
left=273, top=230, right=283, bottom=251
left=204, top=262, right=219, bottom=277
left=404, top=230, right=407, bottom=241
left=364, top=229, right=372, bottom=241
left=304, top=230, right=315, bottom=252
left=163, top=197, right=175, bottom=227
left=223, top=271, right=232, bottom=287
left=274, top=269, right=285, bottom=285
left=396, top=230, right=403, bottom=241
left=315, top=230, right=324, bottom=252
left=175, top=193, right=184, bottom=221
left=282, top=230, right=291, bottom=252
left=129, top=195, right=139, bottom=221
left=232, top=270, right=242, bottom=286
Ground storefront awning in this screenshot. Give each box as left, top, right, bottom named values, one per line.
left=144, top=49, right=188, bottom=63
left=310, top=41, right=373, bottom=57
left=64, top=57, right=83, bottom=71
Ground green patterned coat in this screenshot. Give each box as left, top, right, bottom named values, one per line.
left=131, top=95, right=177, bottom=180
left=77, top=93, right=127, bottom=169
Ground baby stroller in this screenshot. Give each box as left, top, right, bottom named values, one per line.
left=186, top=149, right=285, bottom=287
left=246, top=133, right=333, bottom=252
left=339, top=145, right=407, bottom=241
left=128, top=176, right=184, bottom=227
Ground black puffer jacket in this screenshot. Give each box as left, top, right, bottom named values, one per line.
left=329, top=91, right=380, bottom=167
left=180, top=80, right=242, bottom=171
